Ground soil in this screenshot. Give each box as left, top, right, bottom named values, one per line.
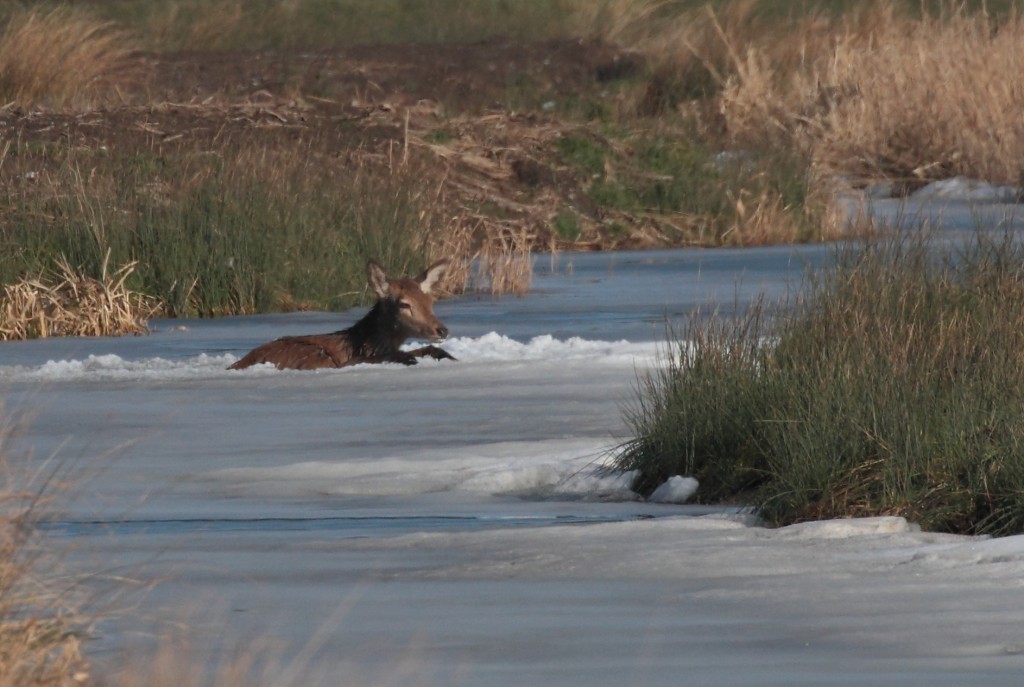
left=2, top=39, right=673, bottom=250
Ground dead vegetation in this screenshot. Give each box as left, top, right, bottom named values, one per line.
left=0, top=416, right=91, bottom=687
left=1, top=0, right=1019, bottom=333
left=594, top=0, right=1024, bottom=187
left=0, top=255, right=157, bottom=341
left=0, top=7, right=132, bottom=110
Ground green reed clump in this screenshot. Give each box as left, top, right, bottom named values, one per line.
left=616, top=229, right=1024, bottom=535
left=0, top=143, right=445, bottom=317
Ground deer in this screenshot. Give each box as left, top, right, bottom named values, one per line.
left=228, top=258, right=456, bottom=371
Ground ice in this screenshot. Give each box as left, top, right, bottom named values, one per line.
left=837, top=175, right=1024, bottom=235
left=910, top=176, right=1021, bottom=203
left=5, top=245, right=1024, bottom=684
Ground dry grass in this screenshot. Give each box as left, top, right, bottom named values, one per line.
left=0, top=8, right=133, bottom=109
left=0, top=415, right=90, bottom=687
left=586, top=1, right=1024, bottom=186
left=718, top=1, right=1024, bottom=184
left=475, top=227, right=536, bottom=295
left=812, top=6, right=1024, bottom=183
left=0, top=253, right=157, bottom=341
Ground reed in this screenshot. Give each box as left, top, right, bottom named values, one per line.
left=0, top=7, right=132, bottom=109
left=0, top=253, right=157, bottom=341
left=0, top=414, right=90, bottom=687
left=0, top=138, right=455, bottom=318
left=716, top=1, right=1024, bottom=184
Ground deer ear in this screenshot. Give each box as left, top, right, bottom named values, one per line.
left=366, top=260, right=389, bottom=298
left=416, top=259, right=449, bottom=294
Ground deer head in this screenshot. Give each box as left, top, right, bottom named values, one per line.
left=366, top=259, right=450, bottom=343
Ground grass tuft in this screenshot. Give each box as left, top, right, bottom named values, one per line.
left=0, top=253, right=157, bottom=340
left=0, top=8, right=132, bottom=109
left=0, top=414, right=90, bottom=687
left=616, top=227, right=1024, bottom=535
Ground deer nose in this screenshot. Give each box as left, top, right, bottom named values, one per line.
left=436, top=325, right=449, bottom=340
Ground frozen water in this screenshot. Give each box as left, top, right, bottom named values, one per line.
left=4, top=234, right=1024, bottom=684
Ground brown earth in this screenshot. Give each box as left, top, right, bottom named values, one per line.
left=2, top=39, right=674, bottom=251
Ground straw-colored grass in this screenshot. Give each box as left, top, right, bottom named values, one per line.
left=0, top=415, right=90, bottom=687
left=813, top=6, right=1024, bottom=183
left=0, top=8, right=132, bottom=109
left=584, top=1, right=1024, bottom=186
left=718, top=1, right=1024, bottom=184
left=0, top=253, right=157, bottom=341
left=475, top=227, right=535, bottom=295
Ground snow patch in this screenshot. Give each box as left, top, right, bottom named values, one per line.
left=648, top=475, right=699, bottom=504
left=0, top=334, right=657, bottom=383
left=910, top=176, right=1021, bottom=203
left=774, top=516, right=915, bottom=540
left=203, top=440, right=639, bottom=502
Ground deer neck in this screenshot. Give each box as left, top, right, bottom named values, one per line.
left=345, top=300, right=407, bottom=358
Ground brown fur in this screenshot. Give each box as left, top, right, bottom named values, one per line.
left=228, top=259, right=455, bottom=371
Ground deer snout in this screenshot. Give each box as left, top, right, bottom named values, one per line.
left=435, top=325, right=449, bottom=341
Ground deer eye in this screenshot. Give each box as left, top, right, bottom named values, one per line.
left=398, top=301, right=412, bottom=312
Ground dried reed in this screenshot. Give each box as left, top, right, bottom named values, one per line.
left=719, top=1, right=1024, bottom=183
left=0, top=414, right=90, bottom=687
left=0, top=8, right=132, bottom=109
left=0, top=254, right=157, bottom=341
left=476, top=227, right=535, bottom=295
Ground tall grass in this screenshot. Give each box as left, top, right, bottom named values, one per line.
left=616, top=228, right=1024, bottom=535
left=0, top=140, right=453, bottom=318
left=0, top=7, right=131, bottom=109
left=59, top=0, right=588, bottom=52
left=712, top=1, right=1024, bottom=184
left=0, top=415, right=89, bottom=687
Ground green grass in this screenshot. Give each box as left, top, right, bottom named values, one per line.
left=552, top=209, right=581, bottom=241
left=0, top=142, right=445, bottom=317
left=3, top=0, right=1017, bottom=54
left=615, top=228, right=1024, bottom=536
left=555, top=129, right=822, bottom=244
left=13, top=0, right=589, bottom=52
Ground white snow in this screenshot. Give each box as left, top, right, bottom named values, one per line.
left=648, top=475, right=700, bottom=503
left=910, top=176, right=1021, bottom=203
left=837, top=174, right=1024, bottom=235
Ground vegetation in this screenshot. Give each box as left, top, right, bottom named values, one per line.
left=0, top=254, right=156, bottom=340
left=2, top=0, right=1015, bottom=333
left=0, top=416, right=90, bottom=687
left=616, top=227, right=1024, bottom=536
left=0, top=0, right=1020, bottom=330
left=0, top=7, right=131, bottom=109
left=0, top=139, right=459, bottom=322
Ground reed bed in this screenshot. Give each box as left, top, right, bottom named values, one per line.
left=584, top=0, right=1024, bottom=189
left=0, top=255, right=156, bottom=341
left=709, top=1, right=1024, bottom=184
left=0, top=135, right=459, bottom=321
